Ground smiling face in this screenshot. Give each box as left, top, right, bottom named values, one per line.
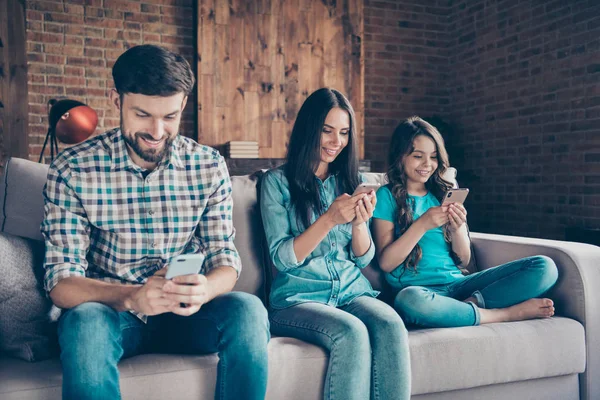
left=315, top=107, right=350, bottom=178
left=402, top=134, right=439, bottom=191
left=111, top=90, right=187, bottom=170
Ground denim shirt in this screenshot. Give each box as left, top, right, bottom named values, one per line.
left=260, top=167, right=379, bottom=310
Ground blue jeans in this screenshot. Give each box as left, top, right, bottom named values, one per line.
left=269, top=296, right=411, bottom=400
left=57, top=292, right=270, bottom=400
left=394, top=255, right=559, bottom=328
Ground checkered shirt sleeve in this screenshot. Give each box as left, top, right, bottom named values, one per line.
left=197, top=156, right=242, bottom=276
left=41, top=158, right=90, bottom=293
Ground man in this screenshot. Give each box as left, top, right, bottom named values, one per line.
left=41, top=45, right=269, bottom=400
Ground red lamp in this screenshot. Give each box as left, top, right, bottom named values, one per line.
left=39, top=99, right=98, bottom=163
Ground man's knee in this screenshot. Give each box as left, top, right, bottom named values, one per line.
left=217, top=292, right=269, bottom=338
left=59, top=302, right=120, bottom=352
left=60, top=302, right=118, bottom=329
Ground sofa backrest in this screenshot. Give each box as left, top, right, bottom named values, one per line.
left=229, top=173, right=268, bottom=299
left=0, top=158, right=48, bottom=241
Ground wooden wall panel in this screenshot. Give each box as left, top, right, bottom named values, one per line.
left=198, top=0, right=364, bottom=159
left=0, top=0, right=29, bottom=168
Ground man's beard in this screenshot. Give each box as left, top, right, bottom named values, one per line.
left=120, top=122, right=175, bottom=164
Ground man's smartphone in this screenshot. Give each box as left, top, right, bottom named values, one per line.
left=353, top=183, right=381, bottom=196
left=441, top=188, right=469, bottom=205
left=165, top=253, right=205, bottom=280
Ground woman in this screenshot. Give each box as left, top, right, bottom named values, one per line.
left=260, top=88, right=411, bottom=400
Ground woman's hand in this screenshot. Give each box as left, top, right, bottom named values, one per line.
left=447, top=203, right=467, bottom=232
left=352, top=191, right=376, bottom=226
left=419, top=206, right=450, bottom=231
left=326, top=194, right=359, bottom=226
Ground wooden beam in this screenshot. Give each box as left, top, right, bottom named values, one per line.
left=0, top=0, right=29, bottom=166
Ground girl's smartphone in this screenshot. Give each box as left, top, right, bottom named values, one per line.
left=353, top=183, right=381, bottom=196
left=165, top=254, right=205, bottom=280
left=441, top=188, right=469, bottom=205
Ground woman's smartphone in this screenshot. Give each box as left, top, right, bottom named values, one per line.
left=165, top=254, right=205, bottom=280
left=353, top=183, right=381, bottom=196
left=441, top=188, right=469, bottom=205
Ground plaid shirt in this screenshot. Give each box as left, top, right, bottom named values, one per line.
left=41, top=128, right=241, bottom=321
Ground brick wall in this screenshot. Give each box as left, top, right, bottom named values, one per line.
left=363, top=0, right=452, bottom=172
left=363, top=0, right=600, bottom=240
left=23, top=0, right=600, bottom=239
left=448, top=0, right=600, bottom=239
left=25, top=0, right=195, bottom=163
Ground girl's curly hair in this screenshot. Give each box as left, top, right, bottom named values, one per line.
left=387, top=116, right=457, bottom=272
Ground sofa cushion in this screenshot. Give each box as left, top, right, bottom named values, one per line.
left=409, top=317, right=585, bottom=395
left=0, top=318, right=585, bottom=399
left=0, top=233, right=58, bottom=361
left=0, top=336, right=327, bottom=400
left=0, top=158, right=49, bottom=241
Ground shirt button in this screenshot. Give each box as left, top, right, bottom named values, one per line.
left=332, top=294, right=337, bottom=299
left=332, top=242, right=336, bottom=246
left=148, top=210, right=154, bottom=215
left=151, top=242, right=157, bottom=248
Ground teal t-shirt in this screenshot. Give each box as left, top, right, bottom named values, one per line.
left=373, top=184, right=463, bottom=289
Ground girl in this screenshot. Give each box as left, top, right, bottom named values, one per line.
left=372, top=116, right=558, bottom=328
left=260, top=88, right=411, bottom=400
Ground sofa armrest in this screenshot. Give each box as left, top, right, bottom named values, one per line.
left=470, top=232, right=600, bottom=400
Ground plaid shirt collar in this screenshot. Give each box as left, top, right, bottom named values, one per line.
left=108, top=128, right=185, bottom=173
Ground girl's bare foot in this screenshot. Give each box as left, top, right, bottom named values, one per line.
left=477, top=298, right=555, bottom=324
left=507, top=298, right=555, bottom=321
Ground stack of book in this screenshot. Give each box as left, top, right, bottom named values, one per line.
left=225, top=141, right=259, bottom=158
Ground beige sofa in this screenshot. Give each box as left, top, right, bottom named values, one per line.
left=0, top=157, right=597, bottom=400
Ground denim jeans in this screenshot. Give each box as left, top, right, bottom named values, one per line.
left=394, top=255, right=559, bottom=328
left=57, top=292, right=270, bottom=400
left=269, top=296, right=411, bottom=400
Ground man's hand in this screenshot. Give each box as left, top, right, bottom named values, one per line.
left=162, top=273, right=210, bottom=316
left=125, top=268, right=177, bottom=316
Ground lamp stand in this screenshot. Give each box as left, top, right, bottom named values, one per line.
left=38, top=127, right=59, bottom=163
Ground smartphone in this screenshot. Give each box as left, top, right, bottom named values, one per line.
left=353, top=183, right=381, bottom=196
left=441, top=188, right=469, bottom=205
left=165, top=253, right=205, bottom=280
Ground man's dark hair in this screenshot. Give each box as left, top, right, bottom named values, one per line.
left=112, top=44, right=195, bottom=97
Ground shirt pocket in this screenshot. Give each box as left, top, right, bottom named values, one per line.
left=336, top=223, right=354, bottom=249
left=338, top=223, right=353, bottom=236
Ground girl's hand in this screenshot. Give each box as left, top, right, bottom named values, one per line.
left=447, top=203, right=467, bottom=232
left=419, top=206, right=450, bottom=231
left=352, top=191, right=377, bottom=226
left=326, top=194, right=358, bottom=226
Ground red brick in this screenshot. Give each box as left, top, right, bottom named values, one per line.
left=28, top=31, right=64, bottom=44
left=28, top=0, right=64, bottom=13
left=84, top=17, right=124, bottom=29
left=46, top=54, right=67, bottom=65
left=65, top=36, right=84, bottom=46
left=104, top=0, right=141, bottom=13
left=43, top=12, right=84, bottom=24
